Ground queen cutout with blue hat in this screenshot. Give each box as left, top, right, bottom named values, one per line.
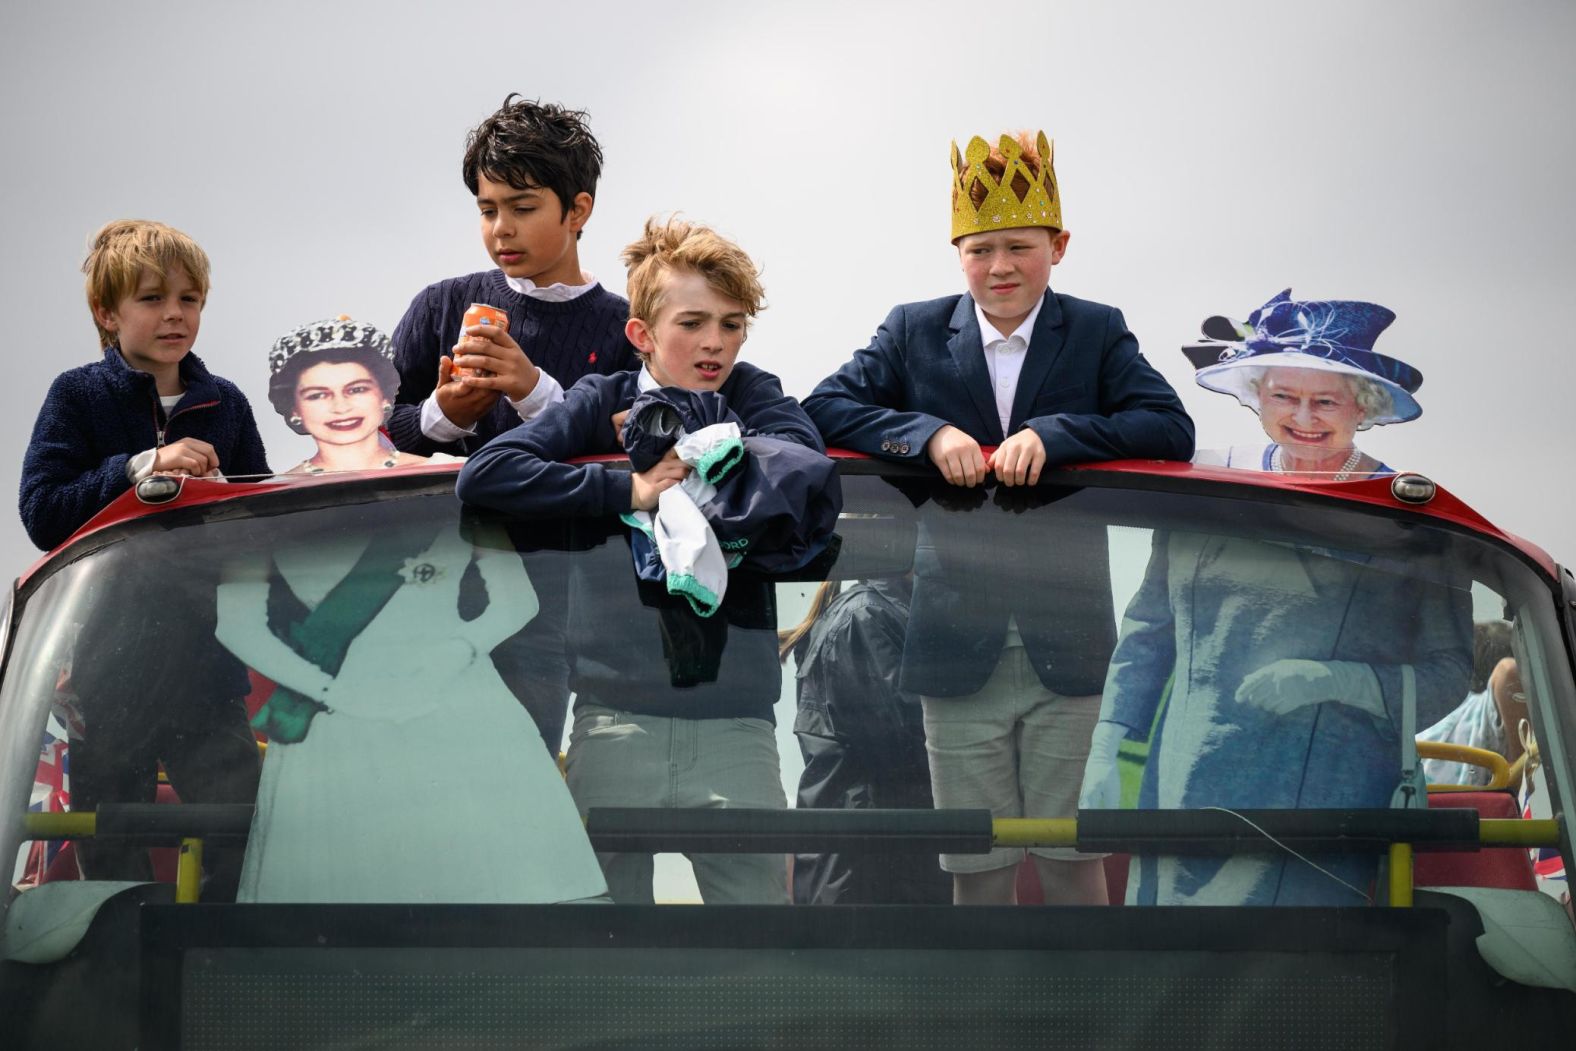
left=1078, top=288, right=1472, bottom=907
left=1184, top=289, right=1423, bottom=479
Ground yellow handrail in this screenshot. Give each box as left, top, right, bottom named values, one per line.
left=1417, top=740, right=1510, bottom=791
left=1480, top=818, right=1559, bottom=846
left=176, top=838, right=203, bottom=904
left=1388, top=843, right=1414, bottom=908
left=992, top=818, right=1078, bottom=848
left=23, top=811, right=95, bottom=838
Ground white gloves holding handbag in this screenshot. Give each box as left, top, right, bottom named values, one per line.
left=1235, top=659, right=1386, bottom=719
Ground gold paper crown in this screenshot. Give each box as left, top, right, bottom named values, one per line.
left=950, top=131, right=1061, bottom=242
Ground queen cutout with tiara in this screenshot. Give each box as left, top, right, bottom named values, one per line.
left=1183, top=289, right=1423, bottom=479
left=266, top=317, right=454, bottom=475
left=211, top=317, right=606, bottom=904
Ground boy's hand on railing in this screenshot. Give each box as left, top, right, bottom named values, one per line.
left=434, top=354, right=501, bottom=429
left=630, top=449, right=690, bottom=510
left=153, top=437, right=220, bottom=477
left=926, top=425, right=988, bottom=487
left=451, top=323, right=542, bottom=403
left=988, top=430, right=1047, bottom=487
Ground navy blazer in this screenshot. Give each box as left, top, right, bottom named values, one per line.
left=803, top=289, right=1195, bottom=699
left=802, top=289, right=1193, bottom=463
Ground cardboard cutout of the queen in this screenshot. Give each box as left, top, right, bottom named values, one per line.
left=211, top=317, right=605, bottom=904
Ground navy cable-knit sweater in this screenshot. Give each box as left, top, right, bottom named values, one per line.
left=387, top=269, right=639, bottom=456
left=20, top=348, right=271, bottom=550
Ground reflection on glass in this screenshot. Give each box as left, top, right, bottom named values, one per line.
left=1, top=475, right=1568, bottom=921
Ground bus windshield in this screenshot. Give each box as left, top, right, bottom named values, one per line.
left=2, top=467, right=1574, bottom=1044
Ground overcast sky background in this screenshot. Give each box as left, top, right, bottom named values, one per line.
left=2, top=0, right=1572, bottom=572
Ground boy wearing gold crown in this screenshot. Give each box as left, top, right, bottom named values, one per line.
left=804, top=131, right=1194, bottom=905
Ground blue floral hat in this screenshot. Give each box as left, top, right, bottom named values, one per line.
left=1182, top=289, right=1423, bottom=425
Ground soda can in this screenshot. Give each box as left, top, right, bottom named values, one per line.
left=455, top=303, right=507, bottom=378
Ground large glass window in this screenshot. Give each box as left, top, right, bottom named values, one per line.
left=3, top=472, right=1571, bottom=910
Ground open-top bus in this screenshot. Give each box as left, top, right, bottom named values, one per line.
left=1, top=454, right=1572, bottom=1048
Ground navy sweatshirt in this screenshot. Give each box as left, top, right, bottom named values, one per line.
left=387, top=270, right=639, bottom=456
left=457, top=363, right=823, bottom=721
left=20, top=348, right=270, bottom=550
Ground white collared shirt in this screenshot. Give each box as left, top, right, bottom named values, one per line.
left=974, top=298, right=1043, bottom=436
left=974, top=298, right=1043, bottom=651
left=504, top=270, right=600, bottom=302
left=420, top=274, right=601, bottom=441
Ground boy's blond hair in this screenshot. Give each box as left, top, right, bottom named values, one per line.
left=82, top=219, right=212, bottom=348
left=622, top=216, right=765, bottom=326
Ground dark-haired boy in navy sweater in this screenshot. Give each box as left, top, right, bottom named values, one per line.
left=387, top=94, right=638, bottom=458
left=19, top=219, right=267, bottom=899
left=391, top=96, right=641, bottom=754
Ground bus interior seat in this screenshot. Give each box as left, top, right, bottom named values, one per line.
left=1416, top=790, right=1537, bottom=892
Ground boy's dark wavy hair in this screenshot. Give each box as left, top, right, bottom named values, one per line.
left=462, top=94, right=604, bottom=237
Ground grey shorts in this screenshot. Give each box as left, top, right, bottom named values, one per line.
left=565, top=704, right=788, bottom=904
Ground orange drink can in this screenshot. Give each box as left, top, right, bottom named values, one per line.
left=455, top=303, right=508, bottom=377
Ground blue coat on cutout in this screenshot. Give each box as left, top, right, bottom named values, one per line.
left=1108, top=532, right=1472, bottom=905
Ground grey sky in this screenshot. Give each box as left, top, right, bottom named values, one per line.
left=2, top=0, right=1573, bottom=574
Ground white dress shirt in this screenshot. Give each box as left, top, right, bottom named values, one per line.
left=973, top=297, right=1043, bottom=438
left=974, top=297, right=1043, bottom=650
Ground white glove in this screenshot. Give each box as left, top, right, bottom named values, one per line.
left=1234, top=659, right=1385, bottom=718
left=1078, top=721, right=1128, bottom=810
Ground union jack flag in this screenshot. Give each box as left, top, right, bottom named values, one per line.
left=18, top=727, right=71, bottom=887
left=1524, top=797, right=1568, bottom=886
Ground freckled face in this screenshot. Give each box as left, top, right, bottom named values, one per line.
left=957, top=227, right=1068, bottom=333
left=294, top=361, right=385, bottom=448
left=627, top=270, right=748, bottom=392
left=1257, top=367, right=1366, bottom=451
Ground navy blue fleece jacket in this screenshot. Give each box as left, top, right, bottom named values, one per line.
left=20, top=348, right=270, bottom=550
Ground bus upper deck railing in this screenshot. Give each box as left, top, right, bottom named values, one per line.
left=21, top=805, right=1560, bottom=907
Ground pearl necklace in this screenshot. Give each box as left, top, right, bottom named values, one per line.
left=1273, top=444, right=1364, bottom=481
left=305, top=456, right=399, bottom=475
